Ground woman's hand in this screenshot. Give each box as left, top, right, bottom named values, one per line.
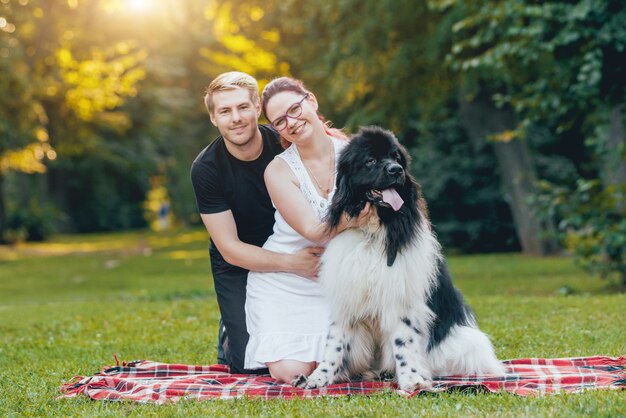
left=337, top=202, right=372, bottom=232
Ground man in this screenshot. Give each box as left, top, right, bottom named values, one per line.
left=191, top=72, right=322, bottom=374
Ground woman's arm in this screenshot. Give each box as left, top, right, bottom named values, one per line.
left=265, top=158, right=366, bottom=245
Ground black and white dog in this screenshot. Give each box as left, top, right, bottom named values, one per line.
left=296, top=126, right=505, bottom=392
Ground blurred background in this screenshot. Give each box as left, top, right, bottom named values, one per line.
left=1, top=0, right=624, bottom=283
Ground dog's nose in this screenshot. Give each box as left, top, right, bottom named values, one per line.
left=386, top=163, right=403, bottom=176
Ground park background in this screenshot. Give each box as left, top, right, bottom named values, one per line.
left=1, top=0, right=625, bottom=415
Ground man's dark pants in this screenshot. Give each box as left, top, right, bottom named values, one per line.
left=213, top=265, right=269, bottom=375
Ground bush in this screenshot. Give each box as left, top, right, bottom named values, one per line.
left=536, top=179, right=626, bottom=285
left=5, top=201, right=58, bottom=243
left=59, top=156, right=149, bottom=233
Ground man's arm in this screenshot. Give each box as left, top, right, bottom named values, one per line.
left=201, top=210, right=322, bottom=279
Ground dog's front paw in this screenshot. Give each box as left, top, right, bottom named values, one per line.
left=398, top=372, right=431, bottom=392
left=301, top=369, right=331, bottom=389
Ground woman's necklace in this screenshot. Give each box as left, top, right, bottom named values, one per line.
left=302, top=139, right=335, bottom=196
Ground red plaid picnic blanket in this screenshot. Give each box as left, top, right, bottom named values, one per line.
left=60, top=356, right=625, bottom=403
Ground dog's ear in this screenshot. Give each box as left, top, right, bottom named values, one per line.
left=326, top=162, right=364, bottom=229
left=398, top=143, right=411, bottom=168
left=325, top=148, right=365, bottom=229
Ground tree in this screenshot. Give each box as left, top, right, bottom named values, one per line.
left=1, top=0, right=55, bottom=241
left=1, top=0, right=150, bottom=237
left=440, top=0, right=626, bottom=270
left=442, top=0, right=626, bottom=184
left=456, top=91, right=557, bottom=254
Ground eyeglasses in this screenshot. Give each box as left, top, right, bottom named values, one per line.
left=270, top=93, right=309, bottom=132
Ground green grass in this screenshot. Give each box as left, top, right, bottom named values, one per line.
left=0, top=229, right=624, bottom=417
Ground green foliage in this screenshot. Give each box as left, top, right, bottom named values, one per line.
left=536, top=179, right=626, bottom=284
left=0, top=0, right=157, bottom=238
left=225, top=0, right=455, bottom=133
left=0, top=0, right=47, bottom=168
left=1, top=0, right=148, bottom=147
left=57, top=154, right=150, bottom=232
left=410, top=105, right=519, bottom=253
left=434, top=0, right=626, bottom=257
left=443, top=0, right=626, bottom=131
left=4, top=199, right=57, bottom=243
left=0, top=230, right=624, bottom=415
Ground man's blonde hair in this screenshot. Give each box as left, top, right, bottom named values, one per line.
left=204, top=71, right=260, bottom=114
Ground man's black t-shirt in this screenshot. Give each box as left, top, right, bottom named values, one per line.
left=191, top=125, right=283, bottom=273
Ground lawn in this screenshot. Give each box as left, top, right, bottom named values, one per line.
left=0, top=229, right=624, bottom=417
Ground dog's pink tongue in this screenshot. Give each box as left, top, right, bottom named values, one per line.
left=382, top=188, right=404, bottom=211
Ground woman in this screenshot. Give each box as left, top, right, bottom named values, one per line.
left=244, top=77, right=365, bottom=383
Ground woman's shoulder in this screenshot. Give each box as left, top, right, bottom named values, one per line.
left=266, top=151, right=293, bottom=177
left=266, top=145, right=301, bottom=188
left=273, top=143, right=299, bottom=164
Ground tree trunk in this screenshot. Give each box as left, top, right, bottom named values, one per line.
left=602, top=104, right=626, bottom=212
left=458, top=95, right=559, bottom=255
left=491, top=140, right=555, bottom=255
left=47, top=166, right=74, bottom=233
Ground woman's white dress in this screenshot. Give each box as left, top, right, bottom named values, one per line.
left=244, top=136, right=346, bottom=369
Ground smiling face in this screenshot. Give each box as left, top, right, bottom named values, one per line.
left=209, top=87, right=261, bottom=149
left=264, top=91, right=325, bottom=145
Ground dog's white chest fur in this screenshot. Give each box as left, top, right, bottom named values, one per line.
left=319, top=223, right=441, bottom=331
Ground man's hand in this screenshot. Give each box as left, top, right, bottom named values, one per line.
left=289, top=247, right=324, bottom=280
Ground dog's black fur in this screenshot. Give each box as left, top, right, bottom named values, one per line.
left=327, top=126, right=423, bottom=266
